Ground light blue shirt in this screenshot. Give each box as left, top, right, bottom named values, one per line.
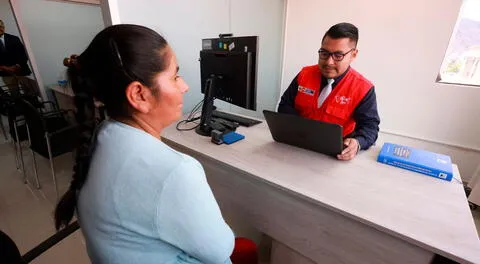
left=77, top=120, right=234, bottom=264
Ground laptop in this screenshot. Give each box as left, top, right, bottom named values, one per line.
left=263, top=110, right=343, bottom=157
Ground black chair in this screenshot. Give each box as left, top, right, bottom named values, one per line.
left=17, top=77, right=41, bottom=98
left=0, top=77, right=43, bottom=142
left=0, top=221, right=80, bottom=264
left=1, top=83, right=31, bottom=170
left=19, top=98, right=80, bottom=199
left=7, top=99, right=29, bottom=175
left=0, top=83, right=18, bottom=141
left=4, top=91, right=62, bottom=184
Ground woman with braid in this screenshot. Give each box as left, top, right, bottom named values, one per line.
left=54, top=25, right=256, bottom=264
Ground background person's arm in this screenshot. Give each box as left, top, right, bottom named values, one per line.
left=278, top=74, right=300, bottom=115
left=10, top=36, right=30, bottom=75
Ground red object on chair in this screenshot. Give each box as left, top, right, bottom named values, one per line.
left=230, top=237, right=258, bottom=264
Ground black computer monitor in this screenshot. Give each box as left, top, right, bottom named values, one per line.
left=196, top=35, right=258, bottom=136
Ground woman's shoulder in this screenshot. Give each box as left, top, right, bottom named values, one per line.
left=100, top=120, right=202, bottom=172
left=99, top=120, right=171, bottom=150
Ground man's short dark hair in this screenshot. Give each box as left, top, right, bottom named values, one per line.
left=322, top=23, right=359, bottom=47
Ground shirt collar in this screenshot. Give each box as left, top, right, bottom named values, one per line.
left=321, top=66, right=351, bottom=88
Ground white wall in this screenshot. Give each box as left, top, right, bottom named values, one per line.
left=114, top=0, right=285, bottom=118
left=282, top=0, right=480, bottom=181
left=282, top=0, right=480, bottom=151
left=15, top=0, right=104, bottom=87
left=0, top=0, right=20, bottom=37
left=228, top=0, right=285, bottom=116
left=1, top=0, right=40, bottom=90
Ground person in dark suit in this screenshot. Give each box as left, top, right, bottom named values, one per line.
left=0, top=19, right=31, bottom=82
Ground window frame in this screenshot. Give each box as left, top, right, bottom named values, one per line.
left=437, top=0, right=480, bottom=88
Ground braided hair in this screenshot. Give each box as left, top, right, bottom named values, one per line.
left=54, top=24, right=169, bottom=230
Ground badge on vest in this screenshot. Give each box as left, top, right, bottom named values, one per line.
left=335, top=95, right=351, bottom=105
left=298, top=86, right=315, bottom=96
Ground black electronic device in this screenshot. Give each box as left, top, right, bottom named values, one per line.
left=196, top=35, right=260, bottom=136
left=263, top=110, right=344, bottom=157
left=212, top=110, right=261, bottom=127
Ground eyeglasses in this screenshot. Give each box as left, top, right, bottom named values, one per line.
left=318, top=48, right=355, bottom=61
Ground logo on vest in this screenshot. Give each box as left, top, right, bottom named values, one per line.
left=298, top=86, right=315, bottom=96
left=335, top=95, right=351, bottom=105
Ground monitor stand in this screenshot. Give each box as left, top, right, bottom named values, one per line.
left=196, top=75, right=238, bottom=136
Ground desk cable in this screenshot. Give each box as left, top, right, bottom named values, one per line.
left=452, top=176, right=463, bottom=185
left=176, top=99, right=204, bottom=131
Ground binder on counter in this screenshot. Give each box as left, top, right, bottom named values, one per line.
left=377, top=142, right=453, bottom=181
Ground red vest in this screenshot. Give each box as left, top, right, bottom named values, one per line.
left=294, top=65, right=372, bottom=137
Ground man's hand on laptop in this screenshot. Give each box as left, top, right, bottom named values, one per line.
left=337, top=138, right=359, bottom=161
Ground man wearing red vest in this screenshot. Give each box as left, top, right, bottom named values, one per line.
left=278, top=23, right=380, bottom=161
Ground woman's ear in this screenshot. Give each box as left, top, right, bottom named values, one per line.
left=125, top=81, right=154, bottom=113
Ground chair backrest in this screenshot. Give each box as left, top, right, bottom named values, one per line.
left=17, top=99, right=47, bottom=150
left=0, top=85, right=17, bottom=116
left=1, top=77, right=22, bottom=98
left=1, top=81, right=41, bottom=116
left=7, top=101, right=24, bottom=142
left=5, top=92, right=44, bottom=140
left=17, top=77, right=41, bottom=98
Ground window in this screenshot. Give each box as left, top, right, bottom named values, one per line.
left=438, top=0, right=480, bottom=87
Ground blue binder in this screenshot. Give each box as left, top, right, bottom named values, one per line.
left=377, top=143, right=453, bottom=181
